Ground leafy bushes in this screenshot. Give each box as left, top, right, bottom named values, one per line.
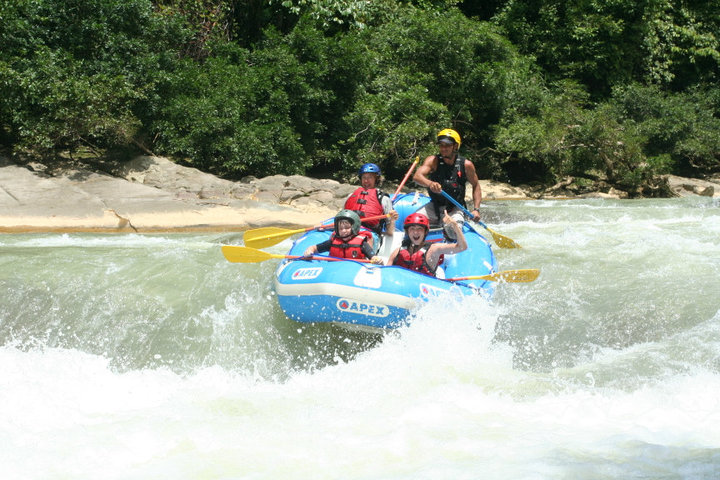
left=1, top=0, right=718, bottom=194
left=608, top=84, right=720, bottom=177
left=495, top=82, right=720, bottom=194
left=150, top=43, right=309, bottom=177
left=337, top=8, right=545, bottom=178
left=494, top=0, right=720, bottom=95
left=0, top=0, right=186, bottom=155
left=150, top=8, right=546, bottom=180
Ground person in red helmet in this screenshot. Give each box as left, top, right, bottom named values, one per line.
left=386, top=211, right=467, bottom=276
left=412, top=128, right=482, bottom=240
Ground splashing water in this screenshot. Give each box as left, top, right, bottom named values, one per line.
left=2, top=198, right=720, bottom=479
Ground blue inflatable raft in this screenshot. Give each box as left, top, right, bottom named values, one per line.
left=273, top=193, right=499, bottom=331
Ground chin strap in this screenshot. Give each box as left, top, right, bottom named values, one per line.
left=438, top=151, right=457, bottom=162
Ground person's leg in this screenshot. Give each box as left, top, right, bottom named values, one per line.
left=371, top=232, right=381, bottom=254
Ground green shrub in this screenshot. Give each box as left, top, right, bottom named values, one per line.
left=494, top=81, right=657, bottom=193
left=150, top=47, right=306, bottom=177
left=0, top=0, right=187, bottom=156
left=337, top=7, right=546, bottom=179
left=609, top=83, right=720, bottom=176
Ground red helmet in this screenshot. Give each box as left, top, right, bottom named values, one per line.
left=403, top=213, right=430, bottom=232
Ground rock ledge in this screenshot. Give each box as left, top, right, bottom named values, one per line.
left=1, top=155, right=717, bottom=233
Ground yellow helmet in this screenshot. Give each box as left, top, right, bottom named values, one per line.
left=437, top=128, right=461, bottom=147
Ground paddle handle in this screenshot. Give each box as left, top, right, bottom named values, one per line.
left=446, top=269, right=540, bottom=283
left=360, top=213, right=391, bottom=224
left=292, top=255, right=372, bottom=263
left=315, top=213, right=388, bottom=230
left=222, top=245, right=375, bottom=263
left=439, top=190, right=487, bottom=228
left=391, top=156, right=420, bottom=202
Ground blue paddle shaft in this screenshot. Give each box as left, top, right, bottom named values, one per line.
left=439, top=190, right=488, bottom=229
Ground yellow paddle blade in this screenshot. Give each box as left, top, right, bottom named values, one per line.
left=448, top=269, right=540, bottom=283
left=243, top=227, right=305, bottom=249
left=244, top=214, right=386, bottom=249
left=482, top=269, right=539, bottom=283
left=221, top=245, right=372, bottom=264
left=222, top=245, right=284, bottom=263
left=439, top=189, right=521, bottom=249
left=487, top=227, right=522, bottom=249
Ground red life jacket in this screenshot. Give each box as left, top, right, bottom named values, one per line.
left=392, top=243, right=443, bottom=276
left=329, top=230, right=373, bottom=259
left=344, top=187, right=385, bottom=230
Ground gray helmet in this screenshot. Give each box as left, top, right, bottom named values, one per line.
left=334, top=209, right=361, bottom=236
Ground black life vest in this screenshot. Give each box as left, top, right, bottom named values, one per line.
left=344, top=187, right=386, bottom=232
left=392, top=242, right=443, bottom=276
left=329, top=231, right=373, bottom=259
left=428, top=155, right=467, bottom=215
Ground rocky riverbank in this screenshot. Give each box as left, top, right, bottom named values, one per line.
left=1, top=155, right=718, bottom=233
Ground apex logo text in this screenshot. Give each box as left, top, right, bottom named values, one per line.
left=336, top=298, right=389, bottom=317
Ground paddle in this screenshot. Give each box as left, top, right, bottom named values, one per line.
left=244, top=158, right=417, bottom=250
left=391, top=156, right=420, bottom=202
left=222, top=245, right=372, bottom=264
left=446, top=269, right=539, bottom=283
left=243, top=213, right=390, bottom=249
left=439, top=190, right=521, bottom=249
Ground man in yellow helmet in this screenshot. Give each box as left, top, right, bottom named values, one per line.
left=412, top=128, right=482, bottom=240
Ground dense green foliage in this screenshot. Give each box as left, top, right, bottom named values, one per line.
left=494, top=0, right=720, bottom=94
left=0, top=0, right=187, bottom=154
left=1, top=0, right=718, bottom=194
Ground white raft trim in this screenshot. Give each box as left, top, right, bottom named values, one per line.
left=274, top=281, right=421, bottom=311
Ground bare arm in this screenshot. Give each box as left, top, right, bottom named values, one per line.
left=385, top=212, right=397, bottom=236
left=425, top=213, right=468, bottom=269
left=464, top=159, right=482, bottom=222
left=385, top=247, right=400, bottom=266
left=413, top=155, right=441, bottom=193
left=381, top=196, right=398, bottom=236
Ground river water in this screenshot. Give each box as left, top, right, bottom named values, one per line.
left=2, top=198, right=720, bottom=479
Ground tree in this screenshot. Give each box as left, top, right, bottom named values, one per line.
left=608, top=83, right=720, bottom=176
left=494, top=0, right=720, bottom=96
left=337, top=7, right=546, bottom=179
left=0, top=0, right=188, bottom=156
